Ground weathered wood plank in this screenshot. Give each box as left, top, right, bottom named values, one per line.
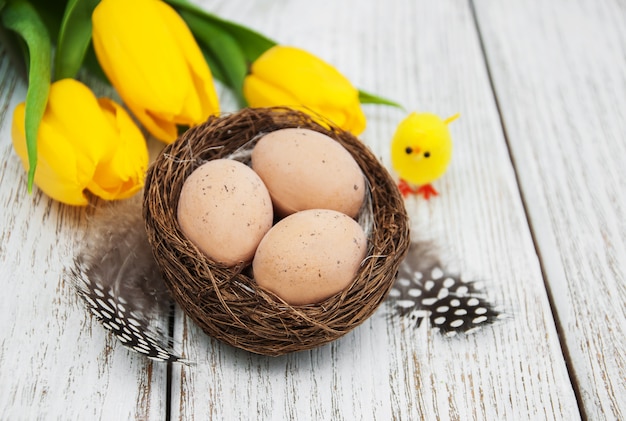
left=0, top=49, right=168, bottom=420
left=473, top=0, right=626, bottom=418
left=169, top=1, right=580, bottom=419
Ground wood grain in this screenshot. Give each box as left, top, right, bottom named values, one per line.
left=168, top=0, right=580, bottom=419
left=473, top=0, right=626, bottom=418
left=0, top=48, right=168, bottom=420
left=1, top=0, right=623, bottom=418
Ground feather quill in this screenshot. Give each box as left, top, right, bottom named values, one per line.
left=70, top=194, right=187, bottom=363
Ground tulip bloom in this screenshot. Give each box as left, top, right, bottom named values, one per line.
left=11, top=79, right=148, bottom=206
left=243, top=46, right=366, bottom=135
left=92, top=0, right=220, bottom=143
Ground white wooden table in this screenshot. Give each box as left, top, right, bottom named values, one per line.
left=1, top=0, right=624, bottom=419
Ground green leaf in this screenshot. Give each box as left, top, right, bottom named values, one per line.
left=179, top=10, right=248, bottom=107
left=164, top=0, right=276, bottom=62
left=26, top=0, right=65, bottom=40
left=2, top=0, right=51, bottom=191
left=199, top=14, right=275, bottom=63
left=358, top=89, right=405, bottom=110
left=54, top=0, right=99, bottom=80
left=0, top=1, right=7, bottom=12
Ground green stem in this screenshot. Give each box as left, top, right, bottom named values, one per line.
left=54, top=0, right=100, bottom=80
left=1, top=0, right=51, bottom=191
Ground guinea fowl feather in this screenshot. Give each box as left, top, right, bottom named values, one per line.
left=70, top=195, right=186, bottom=363
left=70, top=196, right=502, bottom=359
left=388, top=239, right=504, bottom=336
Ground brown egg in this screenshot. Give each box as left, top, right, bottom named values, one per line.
left=251, top=128, right=365, bottom=218
left=252, top=209, right=368, bottom=305
left=177, top=159, right=273, bottom=266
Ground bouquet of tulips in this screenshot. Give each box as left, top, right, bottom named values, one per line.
left=0, top=0, right=398, bottom=205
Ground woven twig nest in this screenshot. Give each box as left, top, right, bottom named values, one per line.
left=143, top=107, right=409, bottom=356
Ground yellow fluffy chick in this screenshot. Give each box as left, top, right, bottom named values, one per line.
left=391, top=112, right=459, bottom=199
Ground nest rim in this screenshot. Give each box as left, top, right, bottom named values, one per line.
left=143, top=107, right=410, bottom=356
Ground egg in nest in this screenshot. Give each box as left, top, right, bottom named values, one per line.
left=177, top=159, right=274, bottom=266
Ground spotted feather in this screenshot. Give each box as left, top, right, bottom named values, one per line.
left=389, top=242, right=504, bottom=335
left=70, top=196, right=188, bottom=363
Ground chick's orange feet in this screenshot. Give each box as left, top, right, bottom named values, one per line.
left=398, top=179, right=414, bottom=198
left=416, top=184, right=439, bottom=199
left=397, top=179, right=439, bottom=200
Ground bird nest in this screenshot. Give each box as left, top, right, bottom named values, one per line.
left=143, top=107, right=410, bottom=356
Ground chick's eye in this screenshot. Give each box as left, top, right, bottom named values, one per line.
left=424, top=151, right=431, bottom=158
left=405, top=147, right=413, bottom=154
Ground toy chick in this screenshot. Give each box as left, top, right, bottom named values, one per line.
left=391, top=112, right=459, bottom=199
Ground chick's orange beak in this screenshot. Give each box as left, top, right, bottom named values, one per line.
left=405, top=145, right=421, bottom=155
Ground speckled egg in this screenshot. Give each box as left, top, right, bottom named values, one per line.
left=251, top=128, right=365, bottom=218
left=252, top=209, right=368, bottom=305
left=177, top=159, right=274, bottom=266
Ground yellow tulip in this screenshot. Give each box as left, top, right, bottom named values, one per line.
left=92, top=0, right=220, bottom=143
left=11, top=79, right=148, bottom=206
left=243, top=46, right=366, bottom=135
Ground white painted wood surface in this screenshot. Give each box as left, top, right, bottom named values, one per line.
left=169, top=0, right=578, bottom=419
left=0, top=54, right=168, bottom=420
left=474, top=0, right=626, bottom=419
left=0, top=0, right=623, bottom=419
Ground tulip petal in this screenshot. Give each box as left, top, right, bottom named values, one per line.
left=44, top=79, right=119, bottom=163
left=243, top=75, right=301, bottom=108
left=92, top=0, right=220, bottom=142
left=154, top=0, right=219, bottom=123
left=10, top=79, right=148, bottom=206
left=92, top=0, right=191, bottom=114
left=244, top=46, right=366, bottom=135
left=125, top=102, right=179, bottom=143
left=87, top=99, right=148, bottom=200
left=12, top=103, right=92, bottom=205
left=249, top=47, right=355, bottom=103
